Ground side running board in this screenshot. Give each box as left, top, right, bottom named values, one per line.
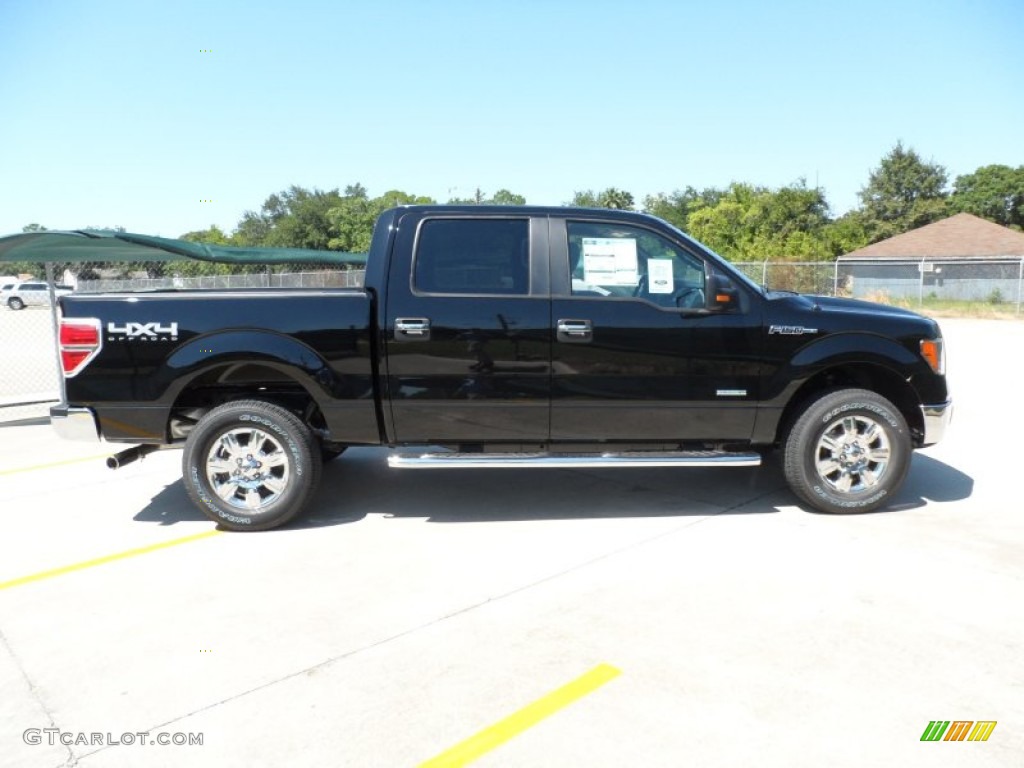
left=388, top=450, right=761, bottom=469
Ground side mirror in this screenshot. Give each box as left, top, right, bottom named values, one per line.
left=706, top=273, right=739, bottom=311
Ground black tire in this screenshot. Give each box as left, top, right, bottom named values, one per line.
left=8, top=297, right=24, bottom=310
left=182, top=400, right=322, bottom=531
left=784, top=388, right=911, bottom=514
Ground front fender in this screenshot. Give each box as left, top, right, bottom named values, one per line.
left=793, top=332, right=917, bottom=368
left=751, top=332, right=929, bottom=445
left=764, top=331, right=922, bottom=407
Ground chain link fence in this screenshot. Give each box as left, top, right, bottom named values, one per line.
left=77, top=267, right=365, bottom=293
left=734, top=258, right=1024, bottom=311
left=2, top=256, right=1021, bottom=424
left=0, top=263, right=66, bottom=422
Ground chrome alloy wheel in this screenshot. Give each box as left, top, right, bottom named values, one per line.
left=205, top=427, right=290, bottom=512
left=814, top=414, right=891, bottom=494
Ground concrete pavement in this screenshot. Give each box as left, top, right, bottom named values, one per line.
left=0, top=318, right=1020, bottom=767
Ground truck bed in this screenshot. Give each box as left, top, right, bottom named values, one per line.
left=59, top=288, right=379, bottom=444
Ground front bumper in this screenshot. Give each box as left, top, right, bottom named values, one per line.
left=920, top=400, right=952, bottom=446
left=50, top=404, right=100, bottom=442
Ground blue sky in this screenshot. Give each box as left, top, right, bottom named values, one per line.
left=1, top=0, right=1021, bottom=237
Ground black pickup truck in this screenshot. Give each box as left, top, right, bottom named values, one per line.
left=51, top=206, right=951, bottom=530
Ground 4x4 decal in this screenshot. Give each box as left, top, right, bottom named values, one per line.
left=106, top=322, right=179, bottom=341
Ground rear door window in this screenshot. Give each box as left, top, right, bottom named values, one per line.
left=413, top=218, right=530, bottom=295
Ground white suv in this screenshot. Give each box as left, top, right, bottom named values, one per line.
left=4, top=281, right=73, bottom=310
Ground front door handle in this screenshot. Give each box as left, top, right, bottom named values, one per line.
left=395, top=317, right=431, bottom=341
left=557, top=318, right=592, bottom=343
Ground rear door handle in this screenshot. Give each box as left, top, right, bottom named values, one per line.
left=557, top=318, right=592, bottom=343
left=395, top=317, right=431, bottom=341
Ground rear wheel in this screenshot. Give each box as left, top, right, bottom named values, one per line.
left=8, top=297, right=24, bottom=310
left=183, top=400, right=321, bottom=531
left=784, top=388, right=911, bottom=514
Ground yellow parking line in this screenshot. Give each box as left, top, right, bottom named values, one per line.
left=0, top=454, right=113, bottom=476
left=0, top=530, right=223, bottom=591
left=419, top=663, right=621, bottom=768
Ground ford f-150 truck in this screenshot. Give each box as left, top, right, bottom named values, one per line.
left=51, top=206, right=951, bottom=530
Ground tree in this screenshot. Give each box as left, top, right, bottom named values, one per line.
left=685, top=181, right=834, bottom=260
left=686, top=196, right=749, bottom=256
left=568, top=188, right=635, bottom=210
left=447, top=187, right=487, bottom=204
left=491, top=189, right=526, bottom=206
left=344, top=183, right=368, bottom=199
left=597, top=188, right=634, bottom=210
left=21, top=223, right=47, bottom=232
left=567, top=189, right=601, bottom=207
left=233, top=210, right=273, bottom=246
left=180, top=225, right=230, bottom=245
left=822, top=211, right=870, bottom=256
left=326, top=193, right=380, bottom=253
left=643, top=187, right=724, bottom=231
left=857, top=142, right=949, bottom=241
left=266, top=186, right=346, bottom=250
left=447, top=188, right=526, bottom=205
left=375, top=189, right=435, bottom=208
left=233, top=186, right=345, bottom=250
left=950, top=164, right=1024, bottom=230
left=327, top=187, right=436, bottom=252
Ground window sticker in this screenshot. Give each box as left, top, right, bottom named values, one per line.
left=581, top=238, right=638, bottom=286
left=647, top=259, right=674, bottom=294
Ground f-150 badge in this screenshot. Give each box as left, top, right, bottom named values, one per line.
left=106, top=322, right=179, bottom=341
left=768, top=325, right=818, bottom=335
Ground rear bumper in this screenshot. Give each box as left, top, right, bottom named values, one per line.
left=920, top=400, right=952, bottom=447
left=50, top=404, right=100, bottom=442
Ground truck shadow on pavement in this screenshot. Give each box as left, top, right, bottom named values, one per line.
left=883, top=453, right=974, bottom=512
left=132, top=447, right=974, bottom=529
left=132, top=484, right=211, bottom=525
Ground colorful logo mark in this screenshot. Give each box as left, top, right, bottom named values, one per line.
left=921, top=721, right=997, bottom=742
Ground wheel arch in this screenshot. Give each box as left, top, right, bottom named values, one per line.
left=775, top=362, right=925, bottom=447
left=160, top=330, right=341, bottom=440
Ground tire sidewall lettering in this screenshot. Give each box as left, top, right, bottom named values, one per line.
left=190, top=461, right=254, bottom=524
left=811, top=483, right=887, bottom=508
left=821, top=402, right=899, bottom=430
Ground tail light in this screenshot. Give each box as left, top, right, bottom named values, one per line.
left=59, top=318, right=102, bottom=377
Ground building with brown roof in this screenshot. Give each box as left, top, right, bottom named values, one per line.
left=837, top=213, right=1024, bottom=304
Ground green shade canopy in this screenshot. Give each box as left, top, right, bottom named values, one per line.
left=0, top=230, right=368, bottom=266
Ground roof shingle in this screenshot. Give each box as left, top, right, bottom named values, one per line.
left=840, top=213, right=1024, bottom=260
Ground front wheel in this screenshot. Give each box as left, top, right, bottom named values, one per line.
left=182, top=400, right=322, bottom=531
left=8, top=297, right=24, bottom=310
left=784, top=388, right=911, bottom=514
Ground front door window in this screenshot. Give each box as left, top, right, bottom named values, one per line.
left=568, top=221, right=706, bottom=310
